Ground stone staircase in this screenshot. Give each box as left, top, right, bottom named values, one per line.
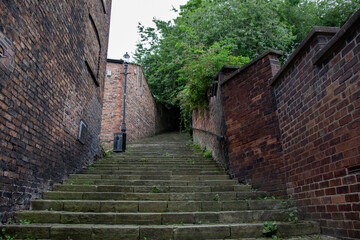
left=1, top=132, right=321, bottom=240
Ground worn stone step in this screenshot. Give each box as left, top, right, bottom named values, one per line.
left=44, top=191, right=269, bottom=201
left=94, top=162, right=218, bottom=167
left=96, top=156, right=215, bottom=160
left=90, top=165, right=221, bottom=170
left=1, top=132, right=321, bottom=239
left=31, top=200, right=286, bottom=212
left=98, top=155, right=209, bottom=159
left=105, top=154, right=207, bottom=159
left=1, top=222, right=319, bottom=240
left=64, top=179, right=238, bottom=186
left=68, top=174, right=230, bottom=181
left=82, top=170, right=224, bottom=175
left=52, top=184, right=251, bottom=193
left=17, top=210, right=290, bottom=225
left=87, top=167, right=222, bottom=173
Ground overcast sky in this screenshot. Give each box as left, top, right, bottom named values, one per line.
left=107, top=0, right=189, bottom=61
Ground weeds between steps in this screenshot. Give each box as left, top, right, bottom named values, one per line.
left=100, top=143, right=112, bottom=158
left=262, top=221, right=278, bottom=239
left=141, top=157, right=149, bottom=162
left=88, top=162, right=95, bottom=171
left=191, top=143, right=213, bottom=158
left=1, top=218, right=36, bottom=240
left=281, top=198, right=299, bottom=222
left=151, top=185, right=160, bottom=193
left=0, top=228, right=17, bottom=240
left=214, top=193, right=220, bottom=201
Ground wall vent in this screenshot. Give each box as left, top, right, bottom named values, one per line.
left=78, top=120, right=87, bottom=145
left=107, top=70, right=111, bottom=76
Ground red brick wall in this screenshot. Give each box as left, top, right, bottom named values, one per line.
left=272, top=12, right=360, bottom=238
left=190, top=10, right=360, bottom=240
left=0, top=0, right=111, bottom=222
left=220, top=51, right=286, bottom=195
left=100, top=62, right=157, bottom=149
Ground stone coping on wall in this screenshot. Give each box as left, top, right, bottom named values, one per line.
left=270, top=26, right=339, bottom=86
left=107, top=58, right=124, bottom=64
left=214, top=65, right=240, bottom=80
left=313, top=8, right=360, bottom=65
left=221, top=49, right=283, bottom=86
left=107, top=58, right=143, bottom=68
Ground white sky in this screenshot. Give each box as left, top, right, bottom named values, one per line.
left=107, top=0, right=189, bottom=61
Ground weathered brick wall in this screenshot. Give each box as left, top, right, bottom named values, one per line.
left=220, top=51, right=286, bottom=195
left=272, top=11, right=360, bottom=239
left=192, top=66, right=239, bottom=170
left=100, top=61, right=158, bottom=149
left=0, top=0, right=111, bottom=222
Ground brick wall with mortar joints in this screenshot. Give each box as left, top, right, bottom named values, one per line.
left=220, top=52, right=286, bottom=196
left=100, top=62, right=157, bottom=150
left=272, top=12, right=360, bottom=239
left=192, top=66, right=239, bottom=171
left=0, top=0, right=112, bottom=222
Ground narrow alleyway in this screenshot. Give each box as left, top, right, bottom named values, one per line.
left=2, top=132, right=324, bottom=239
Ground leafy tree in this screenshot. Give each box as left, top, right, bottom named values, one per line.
left=278, top=0, right=360, bottom=45
left=135, top=0, right=295, bottom=111
left=135, top=0, right=360, bottom=129
left=177, top=42, right=249, bottom=111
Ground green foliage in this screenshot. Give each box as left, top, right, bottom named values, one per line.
left=151, top=185, right=160, bottom=193
left=203, top=150, right=212, bottom=158
left=278, top=0, right=360, bottom=49
left=100, top=143, right=112, bottom=158
left=135, top=0, right=294, bottom=115
left=7, top=218, right=13, bottom=225
left=282, top=198, right=299, bottom=222
left=140, top=158, right=149, bottom=162
left=178, top=42, right=249, bottom=111
left=82, top=181, right=93, bottom=186
left=19, top=219, right=31, bottom=225
left=0, top=228, right=17, bottom=240
left=135, top=0, right=359, bottom=128
left=286, top=206, right=299, bottom=222
left=88, top=162, right=95, bottom=171
left=192, top=144, right=200, bottom=150
left=214, top=193, right=220, bottom=201
left=162, top=152, right=169, bottom=157
left=262, top=221, right=278, bottom=238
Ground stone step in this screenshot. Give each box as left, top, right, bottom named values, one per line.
left=100, top=155, right=212, bottom=160
left=31, top=200, right=286, bottom=212
left=1, top=132, right=321, bottom=239
left=44, top=191, right=269, bottom=201
left=94, top=162, right=218, bottom=167
left=106, top=154, right=207, bottom=158
left=68, top=174, right=230, bottom=181
left=64, top=179, right=238, bottom=186
left=16, top=210, right=289, bottom=225
left=52, top=184, right=251, bottom=193
left=81, top=170, right=224, bottom=175
left=1, top=222, right=319, bottom=240
left=87, top=166, right=222, bottom=171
